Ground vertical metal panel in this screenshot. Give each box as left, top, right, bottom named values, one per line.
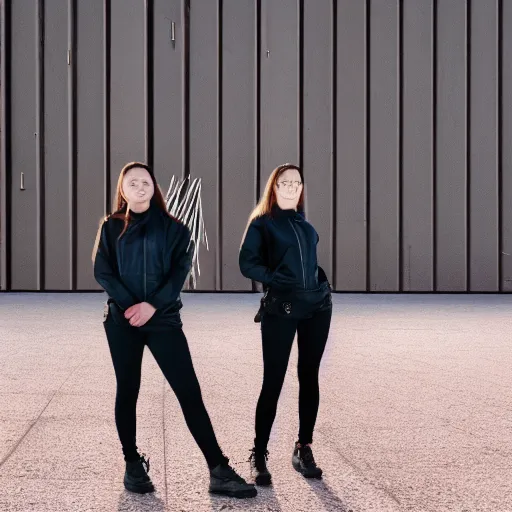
left=109, top=0, right=147, bottom=200
left=44, top=0, right=72, bottom=289
left=3, top=1, right=511, bottom=293
left=153, top=0, right=184, bottom=185
left=335, top=0, right=367, bottom=291
left=76, top=0, right=105, bottom=290
left=402, top=0, right=434, bottom=291
left=10, top=0, right=40, bottom=290
left=502, top=0, right=512, bottom=291
left=260, top=0, right=299, bottom=188
left=302, top=0, right=333, bottom=282
left=368, top=0, right=400, bottom=291
left=469, top=0, right=499, bottom=291
left=0, top=0, right=8, bottom=290
left=436, top=0, right=467, bottom=291
left=189, top=0, right=219, bottom=290
left=221, top=0, right=256, bottom=291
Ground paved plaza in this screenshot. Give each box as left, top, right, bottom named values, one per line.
left=0, top=292, right=510, bottom=511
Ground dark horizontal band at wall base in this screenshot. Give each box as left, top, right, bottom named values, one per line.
left=0, top=290, right=510, bottom=295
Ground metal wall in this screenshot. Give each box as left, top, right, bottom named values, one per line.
left=1, top=0, right=511, bottom=292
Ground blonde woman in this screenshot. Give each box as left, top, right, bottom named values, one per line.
left=239, top=164, right=332, bottom=485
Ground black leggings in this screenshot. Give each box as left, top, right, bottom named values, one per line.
left=254, top=307, right=332, bottom=452
left=103, top=317, right=225, bottom=469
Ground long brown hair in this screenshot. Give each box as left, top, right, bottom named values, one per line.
left=92, top=162, right=174, bottom=262
left=240, top=163, right=305, bottom=247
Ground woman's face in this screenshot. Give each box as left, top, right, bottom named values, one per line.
left=274, top=168, right=303, bottom=206
left=122, top=167, right=154, bottom=209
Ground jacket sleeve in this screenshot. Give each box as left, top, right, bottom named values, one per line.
left=93, top=220, right=138, bottom=310
left=239, top=221, right=273, bottom=285
left=146, top=223, right=194, bottom=310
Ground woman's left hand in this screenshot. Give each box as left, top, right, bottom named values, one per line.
left=125, top=302, right=156, bottom=327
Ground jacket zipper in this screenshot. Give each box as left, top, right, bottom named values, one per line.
left=143, top=234, right=147, bottom=301
left=288, top=219, right=306, bottom=289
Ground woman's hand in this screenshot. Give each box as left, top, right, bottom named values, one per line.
left=124, top=302, right=156, bottom=327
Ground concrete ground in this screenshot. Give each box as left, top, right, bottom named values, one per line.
left=0, top=292, right=511, bottom=512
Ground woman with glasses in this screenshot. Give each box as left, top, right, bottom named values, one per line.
left=239, top=163, right=333, bottom=485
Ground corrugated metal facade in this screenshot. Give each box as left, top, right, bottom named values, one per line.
left=1, top=0, right=511, bottom=292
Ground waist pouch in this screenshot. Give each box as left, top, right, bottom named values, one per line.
left=255, top=281, right=332, bottom=321
left=106, top=299, right=183, bottom=329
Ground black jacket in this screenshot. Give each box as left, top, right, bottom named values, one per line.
left=239, top=204, right=329, bottom=292
left=93, top=202, right=193, bottom=327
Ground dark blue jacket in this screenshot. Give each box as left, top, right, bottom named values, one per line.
left=239, top=204, right=328, bottom=292
left=93, top=202, right=193, bottom=327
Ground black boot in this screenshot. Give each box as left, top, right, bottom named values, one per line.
left=209, top=459, right=257, bottom=499
left=124, top=454, right=155, bottom=494
left=249, top=448, right=272, bottom=486
left=292, top=443, right=323, bottom=479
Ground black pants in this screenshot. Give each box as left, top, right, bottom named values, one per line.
left=254, top=307, right=332, bottom=452
left=103, top=316, right=225, bottom=469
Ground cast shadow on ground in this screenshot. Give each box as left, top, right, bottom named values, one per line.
left=117, top=490, right=167, bottom=512
left=208, top=484, right=283, bottom=512
left=305, top=478, right=352, bottom=512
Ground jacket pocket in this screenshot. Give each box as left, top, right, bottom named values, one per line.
left=107, top=301, right=129, bottom=325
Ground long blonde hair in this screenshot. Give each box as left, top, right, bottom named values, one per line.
left=240, top=163, right=305, bottom=248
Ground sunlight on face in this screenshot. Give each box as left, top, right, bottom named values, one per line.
left=122, top=167, right=154, bottom=208
left=275, top=168, right=303, bottom=205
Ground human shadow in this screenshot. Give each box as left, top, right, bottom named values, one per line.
left=208, top=484, right=283, bottom=511
left=117, top=489, right=167, bottom=512
left=304, top=478, right=352, bottom=512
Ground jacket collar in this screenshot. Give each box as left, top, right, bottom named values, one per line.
left=121, top=202, right=158, bottom=239
left=129, top=208, right=150, bottom=220
left=126, top=200, right=161, bottom=221
left=271, top=203, right=305, bottom=221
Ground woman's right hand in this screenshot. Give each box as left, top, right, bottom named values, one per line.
left=124, top=302, right=156, bottom=327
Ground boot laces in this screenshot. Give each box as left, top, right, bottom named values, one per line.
left=130, top=454, right=150, bottom=478
left=140, top=454, right=150, bottom=473
left=248, top=448, right=269, bottom=471
left=220, top=463, right=246, bottom=484
left=300, top=445, right=316, bottom=468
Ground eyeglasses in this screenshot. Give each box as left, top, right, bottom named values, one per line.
left=277, top=180, right=302, bottom=189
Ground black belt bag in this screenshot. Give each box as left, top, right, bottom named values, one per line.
left=255, top=281, right=332, bottom=321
